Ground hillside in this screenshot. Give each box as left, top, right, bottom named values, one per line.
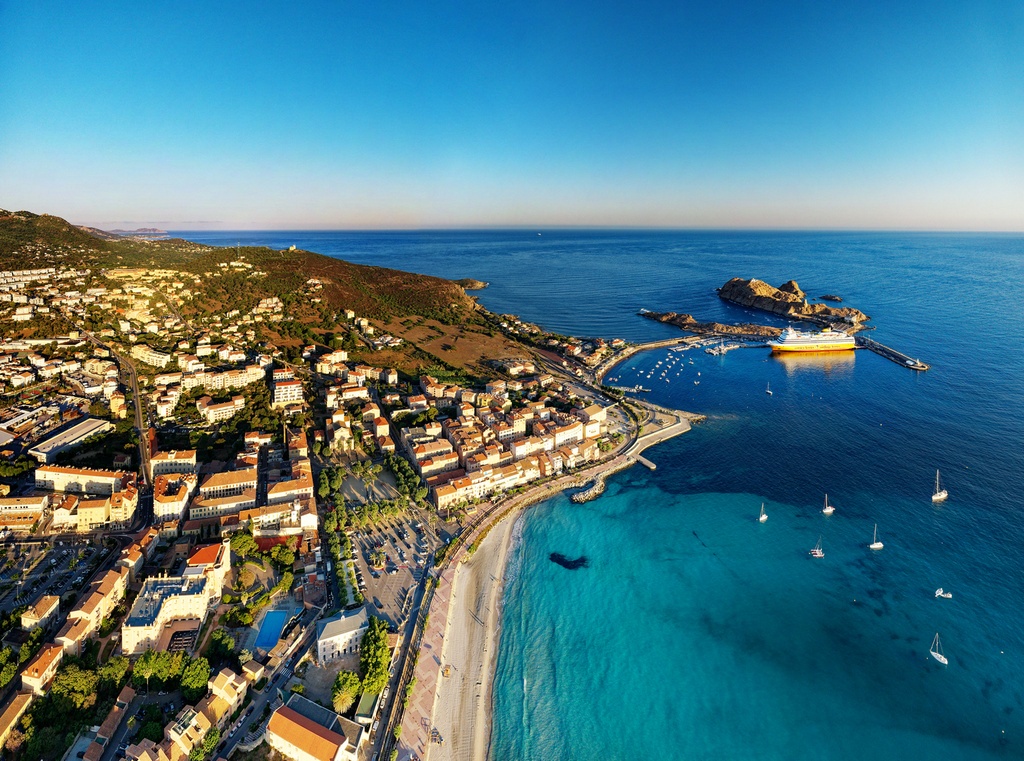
left=0, top=209, right=531, bottom=377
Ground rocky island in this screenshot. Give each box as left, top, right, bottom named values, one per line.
left=717, top=278, right=868, bottom=326
left=640, top=311, right=782, bottom=338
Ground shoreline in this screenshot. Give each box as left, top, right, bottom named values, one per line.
left=395, top=396, right=698, bottom=761
left=427, top=507, right=522, bottom=761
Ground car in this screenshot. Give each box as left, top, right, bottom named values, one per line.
left=372, top=720, right=379, bottom=733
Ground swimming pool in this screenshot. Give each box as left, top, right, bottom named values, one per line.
left=254, top=610, right=289, bottom=650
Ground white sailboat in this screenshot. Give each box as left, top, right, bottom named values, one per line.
left=869, top=524, right=884, bottom=550
left=809, top=536, right=824, bottom=558
left=759, top=503, right=768, bottom=523
left=935, top=588, right=952, bottom=599
left=822, top=494, right=835, bottom=515
left=930, top=633, right=949, bottom=665
left=766, top=382, right=773, bottom=396
left=932, top=470, right=948, bottom=503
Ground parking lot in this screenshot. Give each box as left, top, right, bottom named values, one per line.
left=349, top=513, right=450, bottom=629
left=0, top=539, right=110, bottom=614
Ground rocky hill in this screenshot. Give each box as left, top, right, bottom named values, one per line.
left=641, top=312, right=782, bottom=337
left=718, top=278, right=868, bottom=325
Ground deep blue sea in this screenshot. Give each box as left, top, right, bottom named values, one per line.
left=179, top=230, right=1024, bottom=759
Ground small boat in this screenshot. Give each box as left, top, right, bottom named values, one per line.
left=759, top=503, right=768, bottom=523
left=932, top=470, right=948, bottom=503
left=810, top=536, right=824, bottom=558
left=766, top=382, right=773, bottom=396
left=869, top=524, right=884, bottom=550
left=930, top=633, right=949, bottom=665
left=693, top=381, right=700, bottom=386
left=935, top=588, right=952, bottom=599
left=822, top=494, right=835, bottom=515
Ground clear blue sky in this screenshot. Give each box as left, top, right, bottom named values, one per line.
left=1, top=1, right=1021, bottom=230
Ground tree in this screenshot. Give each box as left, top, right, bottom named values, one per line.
left=134, top=649, right=157, bottom=691
left=318, top=471, right=331, bottom=499
left=98, top=656, right=130, bottom=693
left=332, top=670, right=361, bottom=713
left=51, top=664, right=100, bottom=710
left=180, top=657, right=211, bottom=703
left=188, top=727, right=220, bottom=761
left=237, top=649, right=253, bottom=666
left=230, top=531, right=259, bottom=559
left=359, top=617, right=391, bottom=695
left=207, top=629, right=236, bottom=664
left=270, top=544, right=295, bottom=571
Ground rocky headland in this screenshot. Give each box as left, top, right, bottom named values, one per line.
left=640, top=311, right=782, bottom=338
left=455, top=278, right=489, bottom=290
left=717, top=278, right=868, bottom=326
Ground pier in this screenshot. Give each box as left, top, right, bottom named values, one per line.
left=855, top=335, right=929, bottom=371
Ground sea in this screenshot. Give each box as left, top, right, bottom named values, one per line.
left=179, top=230, right=1024, bottom=760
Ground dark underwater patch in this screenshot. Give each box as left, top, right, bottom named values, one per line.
left=550, top=553, right=588, bottom=570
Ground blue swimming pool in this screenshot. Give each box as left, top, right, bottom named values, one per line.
left=255, top=610, right=288, bottom=650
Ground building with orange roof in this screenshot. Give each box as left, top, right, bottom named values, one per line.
left=21, top=643, right=63, bottom=695
left=55, top=616, right=92, bottom=656
left=198, top=468, right=258, bottom=500
left=0, top=691, right=33, bottom=750
left=20, top=594, right=60, bottom=630
left=149, top=449, right=197, bottom=480
left=266, top=694, right=363, bottom=761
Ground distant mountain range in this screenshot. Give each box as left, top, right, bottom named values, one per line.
left=108, top=227, right=169, bottom=236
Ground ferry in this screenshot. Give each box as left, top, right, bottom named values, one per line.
left=768, top=327, right=856, bottom=353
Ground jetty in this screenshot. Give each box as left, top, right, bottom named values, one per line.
left=855, top=335, right=929, bottom=371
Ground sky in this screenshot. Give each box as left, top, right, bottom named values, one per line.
left=1, top=1, right=1022, bottom=230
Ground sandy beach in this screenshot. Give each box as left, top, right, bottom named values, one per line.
left=428, top=510, right=521, bottom=761
left=396, top=399, right=695, bottom=761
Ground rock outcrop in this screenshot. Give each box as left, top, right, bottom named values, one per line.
left=717, top=278, right=868, bottom=325
left=641, top=312, right=782, bottom=338
left=455, top=278, right=489, bottom=290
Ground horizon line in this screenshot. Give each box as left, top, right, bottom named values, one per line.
left=151, top=224, right=1024, bottom=235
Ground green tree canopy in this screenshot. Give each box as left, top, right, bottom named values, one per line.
left=331, top=670, right=361, bottom=713
left=51, top=664, right=100, bottom=710
left=180, top=657, right=211, bottom=703
left=359, top=616, right=391, bottom=695
left=230, top=531, right=260, bottom=559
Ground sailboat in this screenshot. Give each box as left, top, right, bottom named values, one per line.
left=766, top=382, right=773, bottom=396
left=935, top=588, right=952, bottom=599
left=869, top=524, right=884, bottom=550
left=822, top=494, right=835, bottom=515
left=809, top=536, right=824, bottom=558
left=930, top=633, right=949, bottom=665
left=932, top=470, right=948, bottom=503
left=759, top=503, right=768, bottom=523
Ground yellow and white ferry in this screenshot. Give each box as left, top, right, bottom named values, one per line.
left=768, top=326, right=856, bottom=353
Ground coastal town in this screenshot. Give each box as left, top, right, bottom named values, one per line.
left=0, top=218, right=695, bottom=761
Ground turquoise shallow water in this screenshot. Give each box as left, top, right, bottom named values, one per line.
left=179, top=230, right=1024, bottom=759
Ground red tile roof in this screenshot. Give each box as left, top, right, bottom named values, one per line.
left=187, top=543, right=222, bottom=566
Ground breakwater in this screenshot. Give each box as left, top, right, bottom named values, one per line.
left=856, top=335, right=930, bottom=371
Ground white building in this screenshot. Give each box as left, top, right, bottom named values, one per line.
left=27, top=418, right=114, bottom=463
left=316, top=606, right=369, bottom=663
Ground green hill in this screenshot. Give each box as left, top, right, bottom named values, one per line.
left=0, top=208, right=530, bottom=377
